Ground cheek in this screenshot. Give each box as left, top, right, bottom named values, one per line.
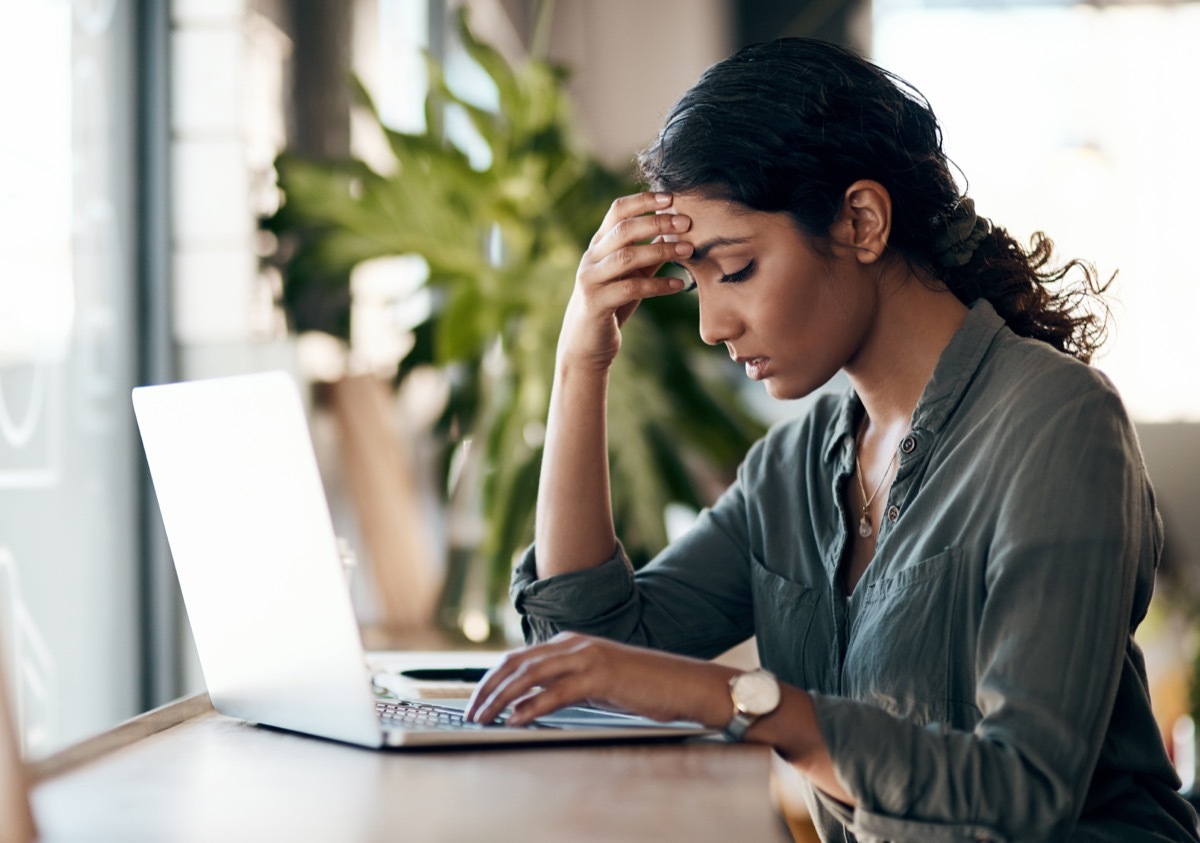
left=785, top=266, right=867, bottom=340
left=763, top=292, right=864, bottom=391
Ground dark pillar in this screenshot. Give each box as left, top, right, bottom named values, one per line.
left=735, top=0, right=871, bottom=53
left=281, top=0, right=355, bottom=158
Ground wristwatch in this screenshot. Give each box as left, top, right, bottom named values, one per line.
left=724, top=669, right=781, bottom=742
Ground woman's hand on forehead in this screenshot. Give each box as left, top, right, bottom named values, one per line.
left=554, top=192, right=694, bottom=371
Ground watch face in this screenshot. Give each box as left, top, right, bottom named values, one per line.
left=734, top=671, right=781, bottom=716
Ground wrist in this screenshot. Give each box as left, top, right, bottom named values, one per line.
left=555, top=348, right=616, bottom=379
left=750, top=686, right=827, bottom=764
left=724, top=669, right=782, bottom=742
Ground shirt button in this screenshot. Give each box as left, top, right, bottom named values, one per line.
left=887, top=505, right=901, bottom=523
left=900, top=435, right=917, bottom=454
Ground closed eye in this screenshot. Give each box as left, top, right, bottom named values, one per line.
left=720, top=260, right=755, bottom=284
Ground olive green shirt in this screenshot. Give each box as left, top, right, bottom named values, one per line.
left=511, top=301, right=1199, bottom=842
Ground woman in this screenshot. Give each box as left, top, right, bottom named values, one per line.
left=464, top=38, right=1198, bottom=842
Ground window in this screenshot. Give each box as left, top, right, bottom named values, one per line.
left=0, top=0, right=141, bottom=756
left=873, top=0, right=1200, bottom=421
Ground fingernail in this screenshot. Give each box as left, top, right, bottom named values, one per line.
left=668, top=277, right=685, bottom=290
left=670, top=215, right=689, bottom=231
left=674, top=242, right=693, bottom=256
left=654, top=192, right=671, bottom=205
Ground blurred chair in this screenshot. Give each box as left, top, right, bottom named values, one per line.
left=770, top=752, right=819, bottom=843
left=327, top=374, right=441, bottom=631
left=0, top=612, right=36, bottom=843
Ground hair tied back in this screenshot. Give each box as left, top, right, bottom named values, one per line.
left=933, top=197, right=992, bottom=268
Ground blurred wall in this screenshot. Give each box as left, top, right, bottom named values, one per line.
left=544, top=0, right=735, bottom=170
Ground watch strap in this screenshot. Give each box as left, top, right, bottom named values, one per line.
left=723, top=710, right=756, bottom=742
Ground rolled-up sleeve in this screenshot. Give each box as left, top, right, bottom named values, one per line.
left=509, top=459, right=762, bottom=658
left=510, top=543, right=638, bottom=643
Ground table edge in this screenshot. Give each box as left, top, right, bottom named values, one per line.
left=28, top=692, right=215, bottom=785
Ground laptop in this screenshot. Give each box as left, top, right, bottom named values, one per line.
left=132, top=371, right=712, bottom=748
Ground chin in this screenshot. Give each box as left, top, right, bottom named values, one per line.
left=763, top=372, right=836, bottom=403
left=763, top=380, right=801, bottom=402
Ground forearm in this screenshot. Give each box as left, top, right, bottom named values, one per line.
left=534, top=360, right=618, bottom=578
left=682, top=665, right=854, bottom=806
left=530, top=190, right=689, bottom=578
left=750, top=685, right=854, bottom=806
left=648, top=658, right=851, bottom=806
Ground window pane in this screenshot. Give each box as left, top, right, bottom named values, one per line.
left=0, top=0, right=141, bottom=757
left=873, top=2, right=1200, bottom=421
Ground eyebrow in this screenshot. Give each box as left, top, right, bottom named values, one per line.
left=679, top=236, right=751, bottom=264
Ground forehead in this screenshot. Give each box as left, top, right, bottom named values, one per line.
left=661, top=194, right=801, bottom=259
left=664, top=192, right=756, bottom=223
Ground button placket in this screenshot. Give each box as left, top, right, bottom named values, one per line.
left=877, top=434, right=916, bottom=534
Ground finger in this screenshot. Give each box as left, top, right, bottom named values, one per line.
left=495, top=661, right=596, bottom=728
left=584, top=221, right=691, bottom=290
left=505, top=676, right=596, bottom=727
left=612, top=266, right=691, bottom=326
left=594, top=207, right=691, bottom=258
left=577, top=240, right=693, bottom=296
left=582, top=275, right=689, bottom=322
left=470, top=642, right=593, bottom=725
left=589, top=192, right=674, bottom=248
left=469, top=655, right=573, bottom=726
left=465, top=654, right=536, bottom=722
left=465, top=636, right=582, bottom=722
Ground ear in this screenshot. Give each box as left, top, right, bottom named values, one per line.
left=830, top=180, right=892, bottom=265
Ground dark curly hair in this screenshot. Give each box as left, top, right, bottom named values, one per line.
left=636, top=38, right=1109, bottom=362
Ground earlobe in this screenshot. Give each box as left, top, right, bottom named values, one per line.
left=839, top=180, right=892, bottom=265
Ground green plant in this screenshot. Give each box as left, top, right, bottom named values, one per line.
left=262, top=7, right=763, bottom=630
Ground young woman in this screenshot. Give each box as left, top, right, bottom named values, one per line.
left=464, top=38, right=1199, bottom=842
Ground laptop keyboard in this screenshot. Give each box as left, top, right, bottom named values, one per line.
left=375, top=699, right=502, bottom=731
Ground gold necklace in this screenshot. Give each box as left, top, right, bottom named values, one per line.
left=855, top=433, right=899, bottom=539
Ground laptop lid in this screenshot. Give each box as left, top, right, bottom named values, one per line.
left=134, top=372, right=386, bottom=747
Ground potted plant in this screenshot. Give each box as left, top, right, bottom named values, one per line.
left=262, top=7, right=763, bottom=639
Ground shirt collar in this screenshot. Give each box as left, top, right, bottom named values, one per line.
left=821, top=299, right=1006, bottom=463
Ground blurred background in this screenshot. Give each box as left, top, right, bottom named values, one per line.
left=1, top=0, right=1197, bottom=789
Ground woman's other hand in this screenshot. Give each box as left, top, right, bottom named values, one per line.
left=558, top=192, right=693, bottom=371
left=466, top=633, right=851, bottom=805
left=464, top=631, right=733, bottom=728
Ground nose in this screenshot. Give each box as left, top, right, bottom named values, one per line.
left=697, top=292, right=741, bottom=347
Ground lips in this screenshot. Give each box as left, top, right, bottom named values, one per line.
left=733, top=354, right=769, bottom=381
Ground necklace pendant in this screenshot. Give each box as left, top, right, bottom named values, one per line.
left=858, top=513, right=873, bottom=538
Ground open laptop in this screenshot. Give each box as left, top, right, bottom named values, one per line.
left=132, top=371, right=712, bottom=748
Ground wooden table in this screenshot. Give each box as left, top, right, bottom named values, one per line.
left=28, top=694, right=798, bottom=842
